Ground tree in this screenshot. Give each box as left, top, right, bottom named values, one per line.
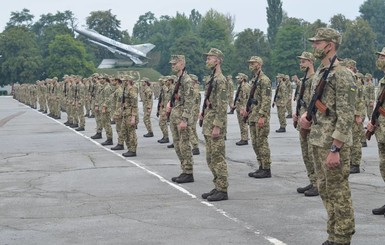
left=189, top=9, right=202, bottom=33
left=5, top=8, right=34, bottom=29
left=360, top=0, right=385, bottom=49
left=266, top=0, right=283, bottom=45
left=132, top=12, right=157, bottom=42
left=86, top=10, right=122, bottom=40
left=330, top=14, right=351, bottom=34
left=46, top=34, right=95, bottom=78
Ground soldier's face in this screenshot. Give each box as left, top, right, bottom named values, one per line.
left=206, top=56, right=218, bottom=69
left=171, top=60, right=183, bottom=73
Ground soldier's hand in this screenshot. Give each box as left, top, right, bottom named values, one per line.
left=102, top=107, right=106, bottom=113
left=367, top=121, right=375, bottom=132
left=292, top=113, right=298, bottom=122
left=369, top=102, right=374, bottom=108
left=355, top=115, right=362, bottom=125
left=147, top=108, right=151, bottom=113
left=300, top=112, right=312, bottom=129
left=179, top=120, right=187, bottom=130
left=199, top=113, right=204, bottom=121
left=257, top=117, right=265, bottom=128
left=130, top=116, right=135, bottom=126
left=166, top=102, right=171, bottom=113
left=212, top=126, right=220, bottom=139
left=326, top=152, right=341, bottom=169
left=95, top=106, right=99, bottom=112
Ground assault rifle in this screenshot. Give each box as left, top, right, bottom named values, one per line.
left=199, top=68, right=216, bottom=127
left=243, top=71, right=261, bottom=123
left=293, top=68, right=309, bottom=128
left=272, top=77, right=281, bottom=108
left=229, top=82, right=242, bottom=114
left=366, top=86, right=385, bottom=140
left=156, top=87, right=163, bottom=117
left=305, top=55, right=337, bottom=123
left=167, top=67, right=185, bottom=119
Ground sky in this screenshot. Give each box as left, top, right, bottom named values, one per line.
left=0, top=0, right=367, bottom=34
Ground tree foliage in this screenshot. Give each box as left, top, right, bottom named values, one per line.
left=360, top=0, right=385, bottom=49
left=266, top=0, right=283, bottom=45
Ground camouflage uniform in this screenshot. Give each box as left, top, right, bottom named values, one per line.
left=112, top=80, right=124, bottom=146
left=157, top=77, right=170, bottom=141
left=100, top=79, right=114, bottom=141
left=121, top=81, right=139, bottom=155
left=234, top=73, right=250, bottom=143
left=74, top=79, right=86, bottom=129
left=141, top=78, right=153, bottom=135
left=273, top=74, right=288, bottom=130
left=189, top=74, right=201, bottom=152
left=306, top=28, right=355, bottom=245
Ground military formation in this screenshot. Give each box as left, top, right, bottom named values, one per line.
left=13, top=27, right=385, bottom=245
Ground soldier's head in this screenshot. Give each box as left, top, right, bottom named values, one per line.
left=297, top=51, right=315, bottom=72
left=141, top=77, right=151, bottom=86
left=247, top=56, right=263, bottom=73
left=365, top=73, right=373, bottom=83
left=165, top=76, right=174, bottom=86
left=124, top=75, right=134, bottom=86
left=376, top=47, right=385, bottom=71
left=204, top=48, right=224, bottom=70
left=343, top=58, right=357, bottom=73
left=169, top=55, right=185, bottom=74
left=309, top=27, right=341, bottom=60
left=236, top=73, right=248, bottom=83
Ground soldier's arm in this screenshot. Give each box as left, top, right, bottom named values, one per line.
left=259, top=77, right=272, bottom=117
left=213, top=77, right=228, bottom=129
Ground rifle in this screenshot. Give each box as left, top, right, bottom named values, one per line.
left=199, top=68, right=216, bottom=127
left=272, top=77, right=281, bottom=108
left=293, top=68, right=309, bottom=128
left=366, top=85, right=385, bottom=140
left=167, top=67, right=185, bottom=119
left=229, top=82, right=242, bottom=113
left=243, top=71, right=261, bottom=123
left=156, top=87, right=163, bottom=117
left=305, top=55, right=337, bottom=123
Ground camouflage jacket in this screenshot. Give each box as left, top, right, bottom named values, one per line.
left=235, top=81, right=250, bottom=111
left=274, top=80, right=287, bottom=106
left=142, top=85, right=153, bottom=111
left=122, top=85, right=139, bottom=121
left=171, top=72, right=194, bottom=123
left=364, top=83, right=375, bottom=105
left=249, top=71, right=272, bottom=123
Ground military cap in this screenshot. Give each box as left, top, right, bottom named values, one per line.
left=141, top=77, right=150, bottom=82
left=169, top=55, right=185, bottom=64
left=344, top=58, right=356, bottom=67
left=356, top=72, right=364, bottom=78
left=365, top=73, right=373, bottom=79
left=376, top=47, right=385, bottom=56
left=276, top=73, right=284, bottom=78
left=297, top=51, right=315, bottom=63
left=170, top=75, right=177, bottom=80
left=308, top=27, right=342, bottom=44
left=247, top=56, right=263, bottom=65
left=92, top=73, right=99, bottom=77
left=236, top=73, right=248, bottom=81
left=226, top=74, right=233, bottom=79
left=204, top=48, right=224, bottom=62
left=189, top=74, right=198, bottom=81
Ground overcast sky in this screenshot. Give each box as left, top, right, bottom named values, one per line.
left=1, top=0, right=367, bottom=34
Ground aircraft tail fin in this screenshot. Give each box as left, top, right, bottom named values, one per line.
left=131, top=43, right=155, bottom=56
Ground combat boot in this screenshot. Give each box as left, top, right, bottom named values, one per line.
left=350, top=165, right=360, bottom=174
left=372, top=204, right=385, bottom=215
left=297, top=184, right=313, bottom=194
left=91, top=132, right=102, bottom=139
left=207, top=191, right=228, bottom=202
left=84, top=112, right=89, bottom=117
left=252, top=168, right=271, bottom=178
left=111, top=120, right=116, bottom=125
left=304, top=186, right=319, bottom=197
left=111, top=144, right=124, bottom=150
left=202, top=189, right=217, bottom=199
left=75, top=127, right=85, bottom=131
left=101, top=138, right=113, bottom=146
left=157, top=137, right=169, bottom=143
left=361, top=141, right=367, bottom=147
left=192, top=148, right=200, bottom=155
left=171, top=173, right=184, bottom=182
left=175, top=174, right=194, bottom=183
left=64, top=121, right=71, bottom=126
left=70, top=123, right=78, bottom=128
left=122, top=151, right=136, bottom=157
left=286, top=114, right=292, bottom=118
left=143, top=132, right=154, bottom=137
left=275, top=127, right=286, bottom=133
left=248, top=166, right=262, bottom=177
left=89, top=114, right=95, bottom=118
left=236, top=140, right=248, bottom=146
left=167, top=143, right=174, bottom=148
left=322, top=241, right=335, bottom=245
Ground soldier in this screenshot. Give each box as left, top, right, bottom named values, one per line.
left=300, top=28, right=355, bottom=245
left=293, top=51, right=319, bottom=197
left=367, top=47, right=385, bottom=217
left=200, top=48, right=228, bottom=201
left=189, top=74, right=201, bottom=155
left=226, top=75, right=235, bottom=114
left=285, top=74, right=293, bottom=118
left=272, top=74, right=288, bottom=133
left=91, top=75, right=104, bottom=140
left=74, top=77, right=86, bottom=131
left=100, top=77, right=114, bottom=146
left=167, top=55, right=195, bottom=184
left=234, top=73, right=250, bottom=146
left=245, top=56, right=273, bottom=179
left=111, top=77, right=125, bottom=150
left=141, top=77, right=154, bottom=137
left=121, top=76, right=139, bottom=157
left=156, top=77, right=170, bottom=144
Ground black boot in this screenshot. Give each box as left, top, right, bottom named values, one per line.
left=167, top=143, right=174, bottom=148
left=101, top=138, right=113, bottom=146
left=304, top=186, right=319, bottom=196
left=175, top=174, right=194, bottom=183
left=202, top=189, right=217, bottom=199
left=75, top=127, right=85, bottom=131
left=158, top=137, right=170, bottom=143
left=236, top=140, right=248, bottom=146
left=207, top=191, right=228, bottom=202
left=350, top=165, right=360, bottom=174
left=372, top=205, right=385, bottom=215
left=286, top=114, right=292, bottom=118
left=122, top=151, right=136, bottom=157
left=361, top=141, right=367, bottom=147
left=143, top=132, right=154, bottom=137
left=297, top=184, right=313, bottom=194
left=171, top=173, right=184, bottom=182
left=252, top=168, right=271, bottom=178
left=111, top=144, right=124, bottom=150
left=248, top=166, right=262, bottom=177
left=91, top=132, right=102, bottom=139
left=322, top=241, right=335, bottom=245
left=275, top=127, right=286, bottom=133
left=70, top=123, right=78, bottom=128
left=192, top=148, right=200, bottom=155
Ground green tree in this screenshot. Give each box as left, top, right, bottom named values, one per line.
left=5, top=8, right=34, bottom=29
left=266, top=0, right=283, bottom=45
left=330, top=14, right=351, bottom=34
left=46, top=34, right=95, bottom=78
left=86, top=9, right=122, bottom=39
left=0, top=26, right=43, bottom=84
left=360, top=0, right=385, bottom=49
left=132, top=11, right=157, bottom=42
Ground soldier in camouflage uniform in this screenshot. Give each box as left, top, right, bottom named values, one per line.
left=226, top=75, right=235, bottom=114
left=91, top=76, right=104, bottom=140
left=272, top=74, right=288, bottom=133
left=367, top=47, right=385, bottom=217
left=245, top=56, right=273, bottom=179
left=141, top=77, right=154, bottom=137
left=200, top=48, right=228, bottom=201
left=167, top=55, right=195, bottom=184
left=293, top=51, right=319, bottom=197
left=189, top=74, right=201, bottom=155
left=156, top=77, right=170, bottom=144
left=234, top=73, right=250, bottom=146
left=110, top=77, right=125, bottom=150
left=300, top=28, right=355, bottom=245
left=100, top=77, right=114, bottom=146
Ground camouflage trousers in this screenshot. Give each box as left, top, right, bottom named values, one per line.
left=189, top=109, right=199, bottom=149
left=312, top=145, right=355, bottom=244
left=75, top=103, right=85, bottom=128
left=236, top=109, right=249, bottom=141
left=277, top=105, right=287, bottom=128
left=350, top=122, right=363, bottom=166
left=115, top=116, right=123, bottom=145
left=376, top=142, right=385, bottom=182
left=121, top=116, right=137, bottom=152
left=95, top=107, right=102, bottom=133
left=286, top=98, right=293, bottom=115
left=158, top=109, right=169, bottom=138
left=143, top=110, right=153, bottom=133
left=249, top=121, right=272, bottom=169
left=204, top=135, right=228, bottom=192
left=38, top=97, right=46, bottom=111
left=85, top=99, right=91, bottom=116
left=170, top=109, right=193, bottom=174
left=101, top=111, right=112, bottom=139
left=299, top=133, right=316, bottom=185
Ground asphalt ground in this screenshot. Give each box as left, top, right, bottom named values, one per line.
left=1, top=95, right=385, bottom=245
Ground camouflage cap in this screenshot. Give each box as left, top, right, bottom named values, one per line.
left=204, top=48, right=224, bottom=62
left=247, top=56, right=263, bottom=65
left=365, top=73, right=373, bottom=79
left=344, top=58, right=357, bottom=67
left=235, top=73, right=248, bottom=81
left=189, top=74, right=198, bottom=81
left=141, top=77, right=150, bottom=82
left=376, top=47, right=385, bottom=56
left=169, top=55, right=185, bottom=64
left=226, top=74, right=233, bottom=79
left=276, top=73, right=284, bottom=78
left=308, top=27, right=342, bottom=44
left=297, top=51, right=315, bottom=63
left=356, top=72, right=364, bottom=78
